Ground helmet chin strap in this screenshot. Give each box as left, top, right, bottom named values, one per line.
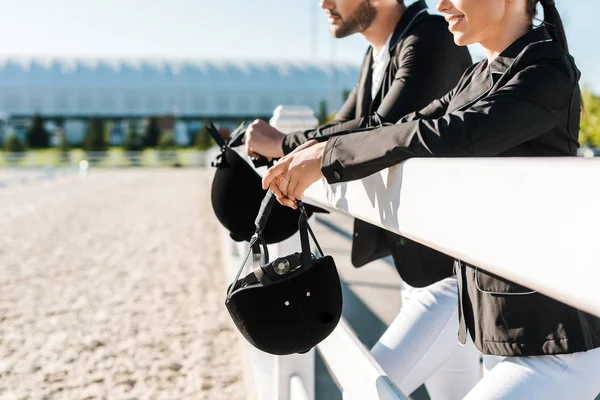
left=226, top=190, right=277, bottom=300
left=226, top=191, right=326, bottom=300
left=298, top=202, right=324, bottom=258
left=226, top=234, right=258, bottom=301
left=205, top=121, right=227, bottom=148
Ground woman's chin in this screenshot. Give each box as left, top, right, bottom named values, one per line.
left=452, top=33, right=472, bottom=47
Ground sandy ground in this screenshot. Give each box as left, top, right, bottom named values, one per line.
left=0, top=169, right=250, bottom=400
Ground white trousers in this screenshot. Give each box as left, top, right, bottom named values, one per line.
left=370, top=277, right=481, bottom=399
left=461, top=347, right=600, bottom=399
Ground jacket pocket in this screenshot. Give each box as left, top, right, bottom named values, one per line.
left=475, top=267, right=537, bottom=295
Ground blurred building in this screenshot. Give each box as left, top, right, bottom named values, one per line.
left=0, top=58, right=359, bottom=146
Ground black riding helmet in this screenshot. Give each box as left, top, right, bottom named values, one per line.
left=225, top=192, right=342, bottom=355
left=208, top=122, right=325, bottom=244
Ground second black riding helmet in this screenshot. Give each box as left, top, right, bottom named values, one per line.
left=208, top=122, right=325, bottom=244
left=225, top=191, right=342, bottom=355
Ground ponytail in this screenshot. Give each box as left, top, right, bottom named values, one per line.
left=527, top=0, right=570, bottom=52
left=528, top=1, right=583, bottom=112
left=540, top=0, right=569, bottom=52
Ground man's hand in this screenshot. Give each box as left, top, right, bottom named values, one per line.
left=244, top=119, right=285, bottom=159
left=262, top=140, right=326, bottom=209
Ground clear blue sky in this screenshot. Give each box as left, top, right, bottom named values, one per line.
left=1, top=0, right=598, bottom=91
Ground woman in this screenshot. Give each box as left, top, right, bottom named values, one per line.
left=263, top=0, right=600, bottom=397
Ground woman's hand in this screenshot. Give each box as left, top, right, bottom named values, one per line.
left=262, top=140, right=326, bottom=209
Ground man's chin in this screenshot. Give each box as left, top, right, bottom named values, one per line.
left=330, top=27, right=353, bottom=39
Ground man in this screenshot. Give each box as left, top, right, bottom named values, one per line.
left=246, top=0, right=472, bottom=281
left=246, top=1, right=480, bottom=398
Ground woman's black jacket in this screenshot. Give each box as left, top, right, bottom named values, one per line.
left=318, top=27, right=600, bottom=356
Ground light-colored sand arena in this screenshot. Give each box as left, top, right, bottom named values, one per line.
left=0, top=169, right=250, bottom=400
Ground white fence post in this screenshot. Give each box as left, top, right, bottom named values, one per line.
left=221, top=106, right=318, bottom=400
left=317, top=320, right=407, bottom=400
left=269, top=105, right=318, bottom=400
left=269, top=105, right=319, bottom=134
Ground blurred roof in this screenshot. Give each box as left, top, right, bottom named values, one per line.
left=0, top=57, right=360, bottom=117
left=0, top=57, right=360, bottom=91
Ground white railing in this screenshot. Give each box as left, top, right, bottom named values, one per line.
left=317, top=319, right=407, bottom=400
left=303, top=157, right=600, bottom=319
left=222, top=105, right=600, bottom=400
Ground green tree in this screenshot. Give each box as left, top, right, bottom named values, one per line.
left=157, top=133, right=179, bottom=166
left=58, top=130, right=71, bottom=164
left=84, top=119, right=108, bottom=153
left=4, top=134, right=27, bottom=164
left=194, top=126, right=214, bottom=151
left=123, top=120, right=144, bottom=151
left=317, top=100, right=330, bottom=125
left=157, top=133, right=177, bottom=150
left=581, top=88, right=600, bottom=148
left=4, top=133, right=26, bottom=153
left=26, top=114, right=50, bottom=148
left=144, top=117, right=161, bottom=147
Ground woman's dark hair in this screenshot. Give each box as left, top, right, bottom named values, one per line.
left=527, top=0, right=569, bottom=52
left=527, top=1, right=583, bottom=111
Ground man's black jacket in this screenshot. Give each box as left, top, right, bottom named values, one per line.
left=282, top=1, right=473, bottom=287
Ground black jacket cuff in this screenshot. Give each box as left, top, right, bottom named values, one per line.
left=321, top=136, right=344, bottom=183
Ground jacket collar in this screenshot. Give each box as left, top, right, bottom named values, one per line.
left=489, top=26, right=552, bottom=74
left=389, top=0, right=429, bottom=50
left=356, top=0, right=429, bottom=117
left=448, top=26, right=554, bottom=113
left=361, top=0, right=429, bottom=68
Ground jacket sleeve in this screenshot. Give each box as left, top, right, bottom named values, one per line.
left=398, top=85, right=457, bottom=123
left=281, top=85, right=359, bottom=154
left=283, top=21, right=464, bottom=154
left=312, top=83, right=458, bottom=143
left=321, top=59, right=577, bottom=184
